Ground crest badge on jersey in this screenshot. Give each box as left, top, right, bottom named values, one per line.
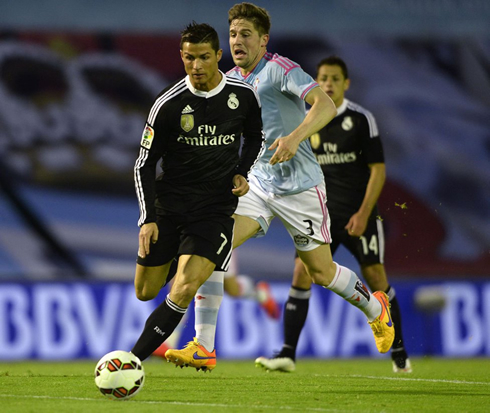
left=227, top=93, right=239, bottom=110
left=140, top=125, right=154, bottom=149
left=310, top=133, right=321, bottom=150
left=294, top=234, right=310, bottom=247
left=181, top=114, right=194, bottom=132
left=342, top=116, right=353, bottom=131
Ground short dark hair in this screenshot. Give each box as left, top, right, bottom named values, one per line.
left=180, top=21, right=220, bottom=52
left=316, top=56, right=349, bottom=79
left=228, top=2, right=271, bottom=36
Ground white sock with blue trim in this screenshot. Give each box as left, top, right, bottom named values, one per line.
left=194, top=271, right=224, bottom=352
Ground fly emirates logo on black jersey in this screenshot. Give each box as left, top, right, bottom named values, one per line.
left=177, top=124, right=236, bottom=146
left=311, top=136, right=357, bottom=166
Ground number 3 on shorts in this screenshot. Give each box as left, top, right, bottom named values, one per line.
left=217, top=233, right=228, bottom=255
left=303, top=219, right=314, bottom=236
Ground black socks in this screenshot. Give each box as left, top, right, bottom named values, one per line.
left=131, top=295, right=186, bottom=361
left=278, top=287, right=311, bottom=361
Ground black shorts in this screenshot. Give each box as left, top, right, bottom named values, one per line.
left=136, top=213, right=234, bottom=272
left=330, top=216, right=384, bottom=266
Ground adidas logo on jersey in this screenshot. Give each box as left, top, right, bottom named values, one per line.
left=182, top=105, right=194, bottom=114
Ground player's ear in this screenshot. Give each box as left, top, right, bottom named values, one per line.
left=344, top=78, right=351, bottom=92
left=261, top=34, right=269, bottom=48
left=216, top=49, right=223, bottom=62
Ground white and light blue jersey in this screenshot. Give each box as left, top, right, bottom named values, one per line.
left=227, top=52, right=323, bottom=195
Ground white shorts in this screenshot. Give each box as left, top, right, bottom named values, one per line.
left=235, top=175, right=331, bottom=251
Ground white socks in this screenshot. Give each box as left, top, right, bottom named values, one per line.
left=326, top=262, right=381, bottom=322
left=194, top=271, right=224, bottom=352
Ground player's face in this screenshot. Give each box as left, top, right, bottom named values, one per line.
left=181, top=42, right=223, bottom=91
left=229, top=19, right=269, bottom=74
left=316, top=64, right=350, bottom=108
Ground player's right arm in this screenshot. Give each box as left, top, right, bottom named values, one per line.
left=134, top=82, right=178, bottom=229
left=134, top=122, right=163, bottom=257
left=269, top=87, right=336, bottom=165
left=345, top=162, right=386, bottom=237
left=266, top=56, right=337, bottom=166
left=345, top=108, right=385, bottom=237
left=134, top=89, right=171, bottom=257
left=235, top=82, right=265, bottom=179
left=134, top=122, right=161, bottom=226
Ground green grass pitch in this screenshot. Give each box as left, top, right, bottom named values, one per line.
left=1, top=358, right=489, bottom=412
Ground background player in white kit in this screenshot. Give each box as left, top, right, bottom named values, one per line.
left=165, top=3, right=394, bottom=371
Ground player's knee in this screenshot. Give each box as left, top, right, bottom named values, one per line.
left=225, top=288, right=240, bottom=297
left=307, top=268, right=324, bottom=285
left=172, top=282, right=199, bottom=306
left=308, top=262, right=337, bottom=286
left=309, top=272, right=324, bottom=285
left=292, top=260, right=313, bottom=289
left=362, top=264, right=388, bottom=290
left=293, top=258, right=307, bottom=277
left=135, top=286, right=158, bottom=301
left=224, top=278, right=241, bottom=296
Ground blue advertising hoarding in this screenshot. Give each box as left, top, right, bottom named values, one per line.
left=0, top=280, right=488, bottom=360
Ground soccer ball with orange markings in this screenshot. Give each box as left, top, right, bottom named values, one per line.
left=94, top=350, right=145, bottom=400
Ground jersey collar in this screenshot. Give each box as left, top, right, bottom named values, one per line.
left=185, top=70, right=226, bottom=98
left=336, top=98, right=349, bottom=117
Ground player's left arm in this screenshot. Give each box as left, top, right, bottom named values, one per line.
left=269, top=87, right=336, bottom=165
left=345, top=162, right=386, bottom=237
left=235, top=87, right=265, bottom=181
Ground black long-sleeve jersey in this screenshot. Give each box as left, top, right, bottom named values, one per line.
left=135, top=72, right=265, bottom=226
left=309, top=98, right=385, bottom=221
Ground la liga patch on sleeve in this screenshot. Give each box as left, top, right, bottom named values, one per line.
left=141, top=125, right=155, bottom=149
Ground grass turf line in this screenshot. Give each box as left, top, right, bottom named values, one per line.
left=1, top=358, right=489, bottom=413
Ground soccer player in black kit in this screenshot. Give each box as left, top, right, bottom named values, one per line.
left=130, top=22, right=264, bottom=363
left=256, top=56, right=412, bottom=373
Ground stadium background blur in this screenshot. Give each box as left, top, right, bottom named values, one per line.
left=0, top=0, right=489, bottom=361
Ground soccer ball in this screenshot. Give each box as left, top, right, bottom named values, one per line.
left=94, top=350, right=145, bottom=400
